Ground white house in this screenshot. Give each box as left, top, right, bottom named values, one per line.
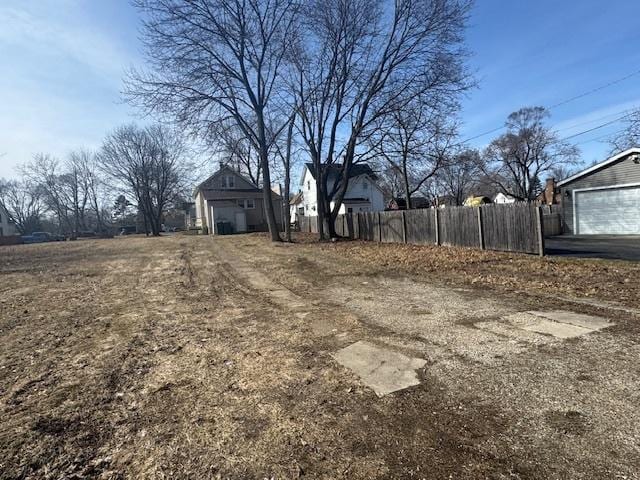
left=289, top=191, right=304, bottom=225
left=493, top=192, right=517, bottom=204
left=0, top=205, right=17, bottom=237
left=300, top=163, right=385, bottom=216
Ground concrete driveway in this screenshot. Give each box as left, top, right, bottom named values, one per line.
left=545, top=235, right=640, bottom=261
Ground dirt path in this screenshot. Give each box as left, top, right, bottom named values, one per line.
left=1, top=235, right=639, bottom=479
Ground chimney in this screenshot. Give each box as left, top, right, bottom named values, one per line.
left=219, top=161, right=225, bottom=171
left=545, top=178, right=555, bottom=205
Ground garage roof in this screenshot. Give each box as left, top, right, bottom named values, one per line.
left=557, top=147, right=640, bottom=187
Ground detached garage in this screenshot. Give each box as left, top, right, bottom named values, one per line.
left=558, top=148, right=640, bottom=235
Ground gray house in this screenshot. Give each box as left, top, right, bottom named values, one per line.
left=558, top=147, right=640, bottom=235
left=194, top=164, right=283, bottom=235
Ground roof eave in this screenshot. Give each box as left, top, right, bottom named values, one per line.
left=557, top=147, right=640, bottom=187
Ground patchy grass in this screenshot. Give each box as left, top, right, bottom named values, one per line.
left=2, top=235, right=640, bottom=479
left=306, top=238, right=640, bottom=309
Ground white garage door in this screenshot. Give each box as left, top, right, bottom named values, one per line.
left=575, top=186, right=640, bottom=234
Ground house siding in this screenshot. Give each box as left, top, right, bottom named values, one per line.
left=560, top=154, right=640, bottom=234
left=0, top=206, right=17, bottom=236
left=301, top=167, right=384, bottom=216
left=194, top=166, right=283, bottom=234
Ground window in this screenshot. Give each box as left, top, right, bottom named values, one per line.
left=307, top=181, right=310, bottom=190
left=347, top=207, right=353, bottom=213
left=237, top=199, right=256, bottom=209
left=363, top=180, right=368, bottom=189
left=223, top=175, right=235, bottom=188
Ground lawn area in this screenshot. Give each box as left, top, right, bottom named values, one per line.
left=1, top=234, right=639, bottom=479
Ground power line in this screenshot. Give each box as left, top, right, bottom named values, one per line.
left=555, top=105, right=639, bottom=132
left=459, top=68, right=640, bottom=144
left=574, top=128, right=626, bottom=146
left=549, top=68, right=640, bottom=109
left=558, top=112, right=635, bottom=141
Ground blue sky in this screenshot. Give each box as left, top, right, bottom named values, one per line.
left=1, top=0, right=640, bottom=179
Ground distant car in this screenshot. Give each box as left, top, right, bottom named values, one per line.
left=22, top=232, right=53, bottom=244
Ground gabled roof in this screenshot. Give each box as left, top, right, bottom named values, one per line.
left=389, top=196, right=430, bottom=209
left=302, top=163, right=379, bottom=182
left=557, top=147, right=640, bottom=187
left=289, top=192, right=303, bottom=205
left=194, top=164, right=259, bottom=196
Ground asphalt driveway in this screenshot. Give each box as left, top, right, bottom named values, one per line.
left=545, top=235, right=640, bottom=261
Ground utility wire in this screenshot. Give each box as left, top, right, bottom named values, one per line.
left=574, top=128, right=626, bottom=146
left=558, top=112, right=635, bottom=141
left=555, top=105, right=639, bottom=132
left=549, top=68, right=640, bottom=109
left=459, top=68, right=640, bottom=144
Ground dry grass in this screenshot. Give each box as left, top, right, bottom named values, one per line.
left=1, top=234, right=640, bottom=479
left=313, top=239, right=640, bottom=309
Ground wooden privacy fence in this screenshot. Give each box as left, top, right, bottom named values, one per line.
left=310, top=202, right=545, bottom=255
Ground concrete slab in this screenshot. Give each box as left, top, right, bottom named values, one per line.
left=521, top=318, right=593, bottom=339
left=332, top=341, right=427, bottom=397
left=527, top=311, right=613, bottom=330
left=503, top=310, right=614, bottom=339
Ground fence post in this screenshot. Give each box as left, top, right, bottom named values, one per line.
left=477, top=207, right=485, bottom=250
left=377, top=212, right=382, bottom=242
left=401, top=210, right=407, bottom=244
left=536, top=206, right=545, bottom=257
left=434, top=208, right=440, bottom=246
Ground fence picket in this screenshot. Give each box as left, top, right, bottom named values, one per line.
left=298, top=202, right=543, bottom=255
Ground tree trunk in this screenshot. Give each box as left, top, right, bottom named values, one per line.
left=283, top=116, right=294, bottom=242
left=258, top=146, right=281, bottom=242
left=315, top=161, right=327, bottom=240
left=402, top=161, right=412, bottom=210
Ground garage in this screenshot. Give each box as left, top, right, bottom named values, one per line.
left=574, top=186, right=640, bottom=234
left=558, top=147, right=640, bottom=235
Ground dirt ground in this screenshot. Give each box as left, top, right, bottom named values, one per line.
left=1, top=234, right=639, bottom=479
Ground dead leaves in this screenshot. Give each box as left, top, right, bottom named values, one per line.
left=320, top=240, right=640, bottom=309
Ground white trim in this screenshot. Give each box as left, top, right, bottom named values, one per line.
left=572, top=190, right=577, bottom=234
left=557, top=147, right=640, bottom=187
left=571, top=181, right=640, bottom=234
left=572, top=181, right=640, bottom=194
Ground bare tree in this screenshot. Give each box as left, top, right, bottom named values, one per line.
left=213, top=124, right=262, bottom=185
left=483, top=107, right=579, bottom=201
left=435, top=149, right=481, bottom=206
left=21, top=152, right=104, bottom=236
left=0, top=178, right=45, bottom=234
left=609, top=109, right=640, bottom=154
left=272, top=111, right=297, bottom=241
left=126, top=0, right=300, bottom=242
left=98, top=124, right=190, bottom=236
left=22, top=154, right=73, bottom=234
left=370, top=97, right=458, bottom=209
left=293, top=0, right=472, bottom=238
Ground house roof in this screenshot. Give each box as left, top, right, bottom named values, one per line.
left=289, top=192, right=303, bottom=205
left=303, top=163, right=378, bottom=182
left=390, top=196, right=430, bottom=209
left=557, top=147, right=640, bottom=187
left=194, top=164, right=259, bottom=196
